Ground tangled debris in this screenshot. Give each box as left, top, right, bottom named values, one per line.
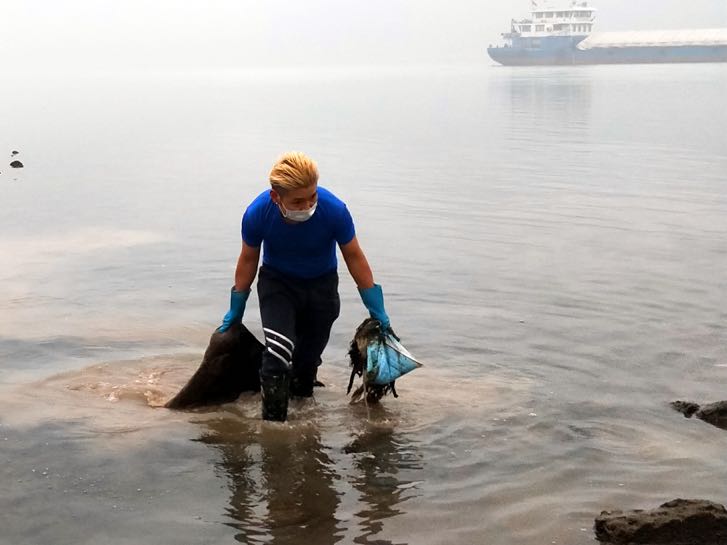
left=166, top=317, right=420, bottom=411
left=347, top=318, right=399, bottom=404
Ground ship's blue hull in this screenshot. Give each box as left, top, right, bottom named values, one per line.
left=488, top=44, right=727, bottom=65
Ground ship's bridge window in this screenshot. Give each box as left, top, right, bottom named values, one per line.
left=536, top=24, right=544, bottom=31
left=520, top=25, right=531, bottom=32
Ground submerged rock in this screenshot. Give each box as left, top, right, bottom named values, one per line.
left=595, top=499, right=727, bottom=544
left=671, top=400, right=727, bottom=430
left=165, top=323, right=263, bottom=410
left=10, top=160, right=23, bottom=168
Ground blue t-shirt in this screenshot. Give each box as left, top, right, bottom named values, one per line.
left=241, top=186, right=356, bottom=279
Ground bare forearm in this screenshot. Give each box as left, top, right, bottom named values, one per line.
left=234, top=261, right=257, bottom=292
left=234, top=246, right=260, bottom=292
left=345, top=252, right=374, bottom=289
left=340, top=237, right=375, bottom=289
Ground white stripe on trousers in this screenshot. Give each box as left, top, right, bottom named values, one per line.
left=263, top=327, right=294, bottom=350
left=266, top=346, right=291, bottom=367
left=263, top=327, right=294, bottom=367
left=266, top=337, right=292, bottom=359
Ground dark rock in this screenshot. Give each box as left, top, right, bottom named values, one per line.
left=594, top=498, right=727, bottom=544
left=11, top=150, right=19, bottom=156
left=671, top=400, right=701, bottom=418
left=165, top=323, right=264, bottom=410
left=671, top=400, right=727, bottom=430
left=10, top=160, right=23, bottom=168
left=694, top=401, right=727, bottom=429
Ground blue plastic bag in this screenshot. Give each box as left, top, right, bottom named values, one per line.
left=366, top=331, right=423, bottom=385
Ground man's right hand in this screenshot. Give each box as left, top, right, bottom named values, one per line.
left=217, top=287, right=250, bottom=333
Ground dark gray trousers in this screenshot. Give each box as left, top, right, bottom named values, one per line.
left=257, top=266, right=340, bottom=388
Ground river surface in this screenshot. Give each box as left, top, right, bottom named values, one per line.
left=1, top=63, right=726, bottom=545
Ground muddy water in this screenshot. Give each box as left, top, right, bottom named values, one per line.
left=2, top=64, right=727, bottom=544
left=2, top=357, right=534, bottom=545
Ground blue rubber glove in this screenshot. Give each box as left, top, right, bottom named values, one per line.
left=217, top=287, right=250, bottom=333
left=358, top=284, right=390, bottom=330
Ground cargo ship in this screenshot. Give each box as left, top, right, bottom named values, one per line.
left=487, top=1, right=727, bottom=66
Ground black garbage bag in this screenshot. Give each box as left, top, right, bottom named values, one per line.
left=165, top=323, right=264, bottom=410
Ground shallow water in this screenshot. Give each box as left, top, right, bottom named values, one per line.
left=2, top=63, right=726, bottom=545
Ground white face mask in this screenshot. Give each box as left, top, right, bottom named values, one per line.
left=280, top=201, right=317, bottom=222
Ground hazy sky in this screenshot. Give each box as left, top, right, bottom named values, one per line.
left=3, top=0, right=726, bottom=71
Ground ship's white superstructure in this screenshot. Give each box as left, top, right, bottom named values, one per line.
left=506, top=0, right=596, bottom=43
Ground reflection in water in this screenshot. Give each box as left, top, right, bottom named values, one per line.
left=344, top=421, right=423, bottom=545
left=505, top=71, right=593, bottom=148
left=197, top=404, right=424, bottom=545
left=507, top=71, right=592, bottom=122
left=197, top=416, right=342, bottom=544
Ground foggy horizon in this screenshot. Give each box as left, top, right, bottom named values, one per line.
left=4, top=0, right=727, bottom=73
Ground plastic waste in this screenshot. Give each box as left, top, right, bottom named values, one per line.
left=366, top=329, right=423, bottom=385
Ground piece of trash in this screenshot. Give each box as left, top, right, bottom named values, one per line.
left=165, top=323, right=263, bottom=410
left=366, top=332, right=422, bottom=385
left=347, top=318, right=422, bottom=404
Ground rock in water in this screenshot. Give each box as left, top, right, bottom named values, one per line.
left=10, top=160, right=23, bottom=168
left=696, top=402, right=727, bottom=429
left=671, top=400, right=727, bottom=430
left=671, top=400, right=701, bottom=418
left=11, top=150, right=19, bottom=156
left=594, top=499, right=727, bottom=544
left=165, top=323, right=264, bottom=410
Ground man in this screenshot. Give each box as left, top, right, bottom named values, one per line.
left=218, top=151, right=392, bottom=422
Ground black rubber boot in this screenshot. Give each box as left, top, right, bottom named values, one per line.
left=261, top=374, right=290, bottom=422
left=290, top=373, right=314, bottom=398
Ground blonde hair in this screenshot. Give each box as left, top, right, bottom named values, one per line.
left=269, top=151, right=319, bottom=192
